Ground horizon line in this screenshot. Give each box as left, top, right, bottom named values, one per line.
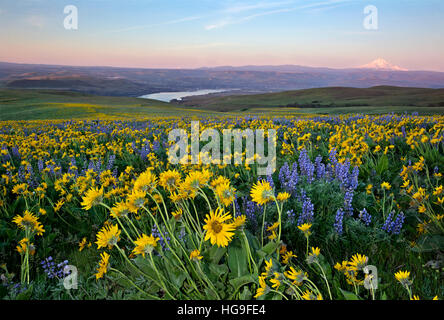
left=0, top=59, right=443, bottom=73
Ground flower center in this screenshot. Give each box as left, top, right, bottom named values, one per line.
left=211, top=221, right=223, bottom=234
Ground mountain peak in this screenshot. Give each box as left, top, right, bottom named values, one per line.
left=358, top=58, right=408, bottom=71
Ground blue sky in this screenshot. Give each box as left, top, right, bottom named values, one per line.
left=1, top=0, right=443, bottom=70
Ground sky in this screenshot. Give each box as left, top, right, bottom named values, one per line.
left=0, top=0, right=443, bottom=71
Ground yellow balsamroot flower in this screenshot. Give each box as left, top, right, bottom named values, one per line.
left=81, top=187, right=104, bottom=210
left=16, top=238, right=35, bottom=255
left=159, top=169, right=182, bottom=190
left=306, top=247, right=321, bottom=264
left=269, top=272, right=281, bottom=289
left=12, top=183, right=29, bottom=196
left=126, top=189, right=147, bottom=213
left=348, top=253, right=368, bottom=271
left=203, top=208, right=236, bottom=247
left=264, top=258, right=273, bottom=275
left=134, top=169, right=158, bottom=192
left=54, top=199, right=64, bottom=213
left=78, top=237, right=88, bottom=252
left=12, top=210, right=45, bottom=236
left=394, top=270, right=412, bottom=287
left=267, top=222, right=279, bottom=232
left=302, top=290, right=323, bottom=300
left=132, top=234, right=160, bottom=257
left=95, top=252, right=110, bottom=280
left=110, top=201, right=130, bottom=218
left=232, top=215, right=247, bottom=230
left=211, top=175, right=230, bottom=188
left=281, top=251, right=297, bottom=264
left=254, top=275, right=267, bottom=299
left=95, top=224, right=121, bottom=250
left=189, top=250, right=203, bottom=261
left=215, top=182, right=236, bottom=207
left=381, top=182, right=391, bottom=190
left=284, top=267, right=306, bottom=286
left=38, top=208, right=47, bottom=216
left=250, top=180, right=274, bottom=205
left=297, top=223, right=312, bottom=236
left=366, top=184, right=373, bottom=194
left=276, top=192, right=290, bottom=202
left=183, top=169, right=211, bottom=191
left=433, top=185, right=443, bottom=196
left=418, top=204, right=426, bottom=214
left=171, top=208, right=183, bottom=221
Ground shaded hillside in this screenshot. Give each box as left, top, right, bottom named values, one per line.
left=177, top=86, right=444, bottom=112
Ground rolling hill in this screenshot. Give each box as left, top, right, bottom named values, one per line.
left=176, top=86, right=444, bottom=113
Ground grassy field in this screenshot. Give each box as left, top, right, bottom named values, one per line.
left=0, top=89, right=225, bottom=120
left=1, top=87, right=444, bottom=120
left=178, top=86, right=444, bottom=114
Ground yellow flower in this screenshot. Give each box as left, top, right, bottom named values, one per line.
left=95, top=252, right=110, bottom=280
left=306, top=247, right=321, bottom=264
left=203, top=208, right=236, bottom=247
left=276, top=192, right=290, bottom=202
left=81, top=187, right=104, bottom=210
left=95, top=224, right=121, bottom=250
left=297, top=223, right=312, bottom=236
left=302, top=290, right=323, bottom=300
left=189, top=250, right=203, bottom=261
left=126, top=189, right=147, bottom=213
left=134, top=169, right=158, bottom=192
left=38, top=208, right=47, bottom=216
left=79, top=237, right=88, bottom=252
left=264, top=258, right=273, bottom=275
left=250, top=180, right=274, bottom=205
left=267, top=222, right=279, bottom=232
left=171, top=208, right=183, bottom=221
left=394, top=270, right=412, bottom=287
left=282, top=251, right=297, bottom=264
left=215, top=182, right=236, bottom=206
left=269, top=272, right=281, bottom=289
left=254, top=275, right=267, bottom=299
left=433, top=185, right=443, bottom=196
left=348, top=253, right=368, bottom=271
left=366, top=184, right=373, bottom=194
left=284, top=267, right=306, bottom=286
left=110, top=201, right=130, bottom=218
left=159, top=169, right=182, bottom=190
left=16, top=238, right=35, bottom=255
left=12, top=210, right=45, bottom=236
left=233, top=215, right=247, bottom=229
left=381, top=182, right=391, bottom=190
left=132, top=234, right=160, bottom=257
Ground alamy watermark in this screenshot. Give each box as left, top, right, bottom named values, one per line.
left=168, top=121, right=276, bottom=176
left=64, top=5, right=78, bottom=30
left=363, top=5, right=378, bottom=30
left=62, top=265, right=78, bottom=290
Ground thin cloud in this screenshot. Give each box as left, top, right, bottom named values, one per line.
left=223, top=1, right=295, bottom=14
left=108, top=16, right=202, bottom=34
left=206, top=0, right=356, bottom=30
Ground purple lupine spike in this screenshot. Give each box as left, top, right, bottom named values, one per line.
left=334, top=208, right=345, bottom=235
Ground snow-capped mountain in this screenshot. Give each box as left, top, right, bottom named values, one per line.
left=358, top=58, right=408, bottom=71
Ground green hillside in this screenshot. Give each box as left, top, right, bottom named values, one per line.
left=177, top=86, right=444, bottom=113
left=0, top=89, right=222, bottom=120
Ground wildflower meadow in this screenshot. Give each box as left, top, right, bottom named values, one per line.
left=0, top=114, right=443, bottom=300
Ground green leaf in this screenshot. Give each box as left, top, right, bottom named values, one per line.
left=227, top=245, right=248, bottom=278
left=239, top=286, right=253, bottom=300
left=205, top=246, right=226, bottom=264
left=258, top=241, right=279, bottom=256
left=229, top=275, right=256, bottom=293
left=339, top=288, right=361, bottom=300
